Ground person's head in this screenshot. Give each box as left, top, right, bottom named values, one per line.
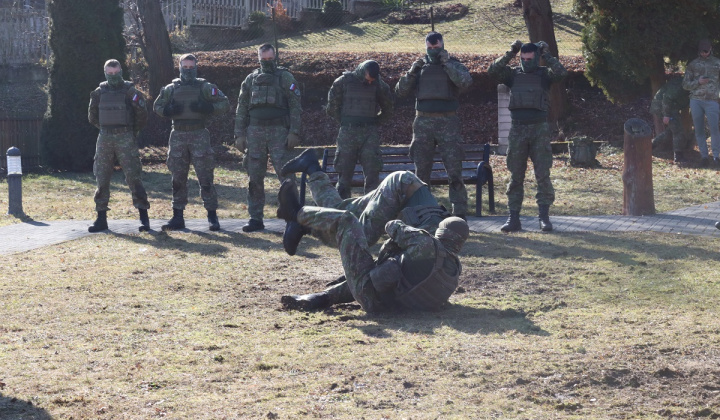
left=425, top=31, right=444, bottom=62
left=258, top=44, right=276, bottom=72
left=363, top=60, right=380, bottom=83
left=103, top=59, right=123, bottom=87
left=435, top=216, right=469, bottom=255
left=699, top=39, right=712, bottom=57
left=178, top=53, right=198, bottom=82
left=520, top=42, right=540, bottom=72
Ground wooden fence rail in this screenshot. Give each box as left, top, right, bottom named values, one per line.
left=0, top=7, right=48, bottom=66
left=0, top=117, right=42, bottom=170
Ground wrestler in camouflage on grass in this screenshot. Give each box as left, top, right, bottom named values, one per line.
left=395, top=31, right=473, bottom=218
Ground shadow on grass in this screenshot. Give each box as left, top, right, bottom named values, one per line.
left=109, top=229, right=285, bottom=256
left=0, top=393, right=54, bottom=420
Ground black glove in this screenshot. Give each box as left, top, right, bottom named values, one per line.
left=537, top=41, right=549, bottom=56
left=162, top=101, right=183, bottom=117
left=510, top=39, right=523, bottom=55
left=377, top=239, right=402, bottom=265
left=190, top=100, right=214, bottom=114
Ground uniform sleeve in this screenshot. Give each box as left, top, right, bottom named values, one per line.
left=394, top=58, right=421, bottom=98
left=88, top=89, right=100, bottom=128
left=682, top=61, right=699, bottom=92
left=444, top=59, right=473, bottom=92
left=234, top=74, right=253, bottom=136
left=376, top=79, right=394, bottom=124
left=488, top=52, right=515, bottom=86
left=127, top=87, right=148, bottom=132
left=385, top=220, right=432, bottom=249
left=542, top=53, right=568, bottom=83
left=202, top=82, right=230, bottom=116
left=153, top=85, right=172, bottom=118
left=326, top=75, right=344, bottom=123
left=281, top=71, right=302, bottom=135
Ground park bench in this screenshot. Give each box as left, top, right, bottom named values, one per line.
left=299, top=144, right=495, bottom=217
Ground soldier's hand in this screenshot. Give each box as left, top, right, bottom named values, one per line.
left=234, top=135, right=247, bottom=152
left=537, top=41, right=549, bottom=55
left=663, top=116, right=670, bottom=125
left=190, top=100, right=214, bottom=114
left=409, top=58, right=424, bottom=75
left=699, top=76, right=709, bottom=85
left=510, top=39, right=523, bottom=55
left=162, top=101, right=183, bottom=117
left=285, top=132, right=301, bottom=149
left=438, top=50, right=450, bottom=64
left=377, top=238, right=402, bottom=264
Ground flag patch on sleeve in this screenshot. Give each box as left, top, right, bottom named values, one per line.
left=211, top=87, right=218, bottom=96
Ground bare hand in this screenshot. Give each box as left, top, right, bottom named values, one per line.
left=700, top=76, right=709, bottom=85
left=663, top=116, right=670, bottom=125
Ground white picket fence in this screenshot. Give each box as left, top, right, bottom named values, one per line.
left=0, top=7, right=48, bottom=65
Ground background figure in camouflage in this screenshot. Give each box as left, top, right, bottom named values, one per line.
left=154, top=53, right=230, bottom=231
left=279, top=149, right=451, bottom=253
left=395, top=32, right=473, bottom=218
left=327, top=60, right=394, bottom=198
left=682, top=39, right=720, bottom=167
left=234, top=43, right=302, bottom=232
left=650, top=75, right=692, bottom=162
left=87, top=59, right=150, bottom=233
left=489, top=40, right=567, bottom=232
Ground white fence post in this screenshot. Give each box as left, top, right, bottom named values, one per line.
left=497, top=84, right=511, bottom=156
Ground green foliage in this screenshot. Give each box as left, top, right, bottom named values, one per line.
left=574, top=0, right=720, bottom=103
left=375, top=0, right=406, bottom=10
left=41, top=0, right=126, bottom=171
left=321, top=0, right=344, bottom=27
left=248, top=10, right=266, bottom=38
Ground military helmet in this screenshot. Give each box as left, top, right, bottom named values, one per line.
left=435, top=216, right=469, bottom=254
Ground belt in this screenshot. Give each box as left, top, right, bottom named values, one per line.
left=340, top=121, right=377, bottom=127
left=100, top=126, right=132, bottom=134
left=416, top=111, right=457, bottom=117
left=511, top=117, right=547, bottom=125
left=173, top=121, right=205, bottom=131
left=249, top=116, right=289, bottom=126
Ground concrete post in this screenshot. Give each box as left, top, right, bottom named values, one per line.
left=6, top=147, right=24, bottom=216
left=497, top=84, right=511, bottom=155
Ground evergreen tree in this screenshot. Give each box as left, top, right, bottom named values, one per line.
left=41, top=0, right=126, bottom=171
left=574, top=0, right=720, bottom=102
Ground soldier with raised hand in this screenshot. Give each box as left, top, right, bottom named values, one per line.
left=154, top=53, right=229, bottom=232
left=489, top=40, right=567, bottom=233
left=650, top=75, right=691, bottom=162
left=395, top=31, right=473, bottom=219
left=326, top=60, right=394, bottom=198
left=87, top=59, right=150, bottom=233
left=234, top=43, right=302, bottom=232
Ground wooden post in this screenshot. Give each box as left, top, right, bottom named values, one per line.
left=622, top=118, right=655, bottom=216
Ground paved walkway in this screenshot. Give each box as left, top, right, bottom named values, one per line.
left=2, top=202, right=720, bottom=255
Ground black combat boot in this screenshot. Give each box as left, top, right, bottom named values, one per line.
left=283, top=221, right=310, bottom=256
left=500, top=210, right=521, bottom=233
left=281, top=292, right=331, bottom=311
left=138, top=209, right=150, bottom=232
left=538, top=205, right=553, bottom=232
left=700, top=156, right=710, bottom=168
left=673, top=151, right=686, bottom=163
left=88, top=211, right=108, bottom=233
left=162, top=208, right=185, bottom=231
left=715, top=221, right=720, bottom=230
left=241, top=218, right=264, bottom=232
left=276, top=179, right=301, bottom=222
left=280, top=148, right=322, bottom=177
left=207, top=210, right=220, bottom=231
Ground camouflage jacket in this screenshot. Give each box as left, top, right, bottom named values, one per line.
left=88, top=81, right=148, bottom=133
left=153, top=78, right=230, bottom=120
left=682, top=54, right=720, bottom=100
left=234, top=67, right=302, bottom=136
left=394, top=54, right=472, bottom=99
left=326, top=64, right=394, bottom=124
left=650, top=77, right=689, bottom=117
left=385, top=220, right=457, bottom=282
left=488, top=50, right=567, bottom=89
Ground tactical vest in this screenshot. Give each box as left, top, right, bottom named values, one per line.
left=416, top=64, right=455, bottom=101
left=249, top=70, right=289, bottom=111
left=508, top=70, right=548, bottom=111
left=394, top=238, right=461, bottom=311
left=171, top=80, right=205, bottom=121
left=98, top=82, right=132, bottom=126
left=341, top=75, right=378, bottom=119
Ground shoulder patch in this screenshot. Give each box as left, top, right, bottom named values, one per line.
left=289, top=83, right=301, bottom=96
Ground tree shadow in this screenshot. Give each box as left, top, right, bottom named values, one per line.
left=553, top=12, right=584, bottom=36
left=0, top=393, right=54, bottom=420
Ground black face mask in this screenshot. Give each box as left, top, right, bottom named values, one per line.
left=260, top=60, right=276, bottom=73
left=180, top=67, right=197, bottom=83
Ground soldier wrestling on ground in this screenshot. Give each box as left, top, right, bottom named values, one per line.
left=87, top=59, right=151, bottom=233
left=275, top=161, right=469, bottom=313
left=277, top=148, right=452, bottom=256
left=234, top=43, right=302, bottom=233
left=154, top=53, right=230, bottom=232
left=650, top=75, right=692, bottom=163
left=395, top=31, right=473, bottom=219
left=489, top=40, right=567, bottom=233
left=326, top=60, right=394, bottom=198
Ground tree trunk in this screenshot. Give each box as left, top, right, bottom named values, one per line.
left=137, top=0, right=175, bottom=97
left=649, top=65, right=666, bottom=138
left=622, top=118, right=655, bottom=216
left=521, top=0, right=567, bottom=125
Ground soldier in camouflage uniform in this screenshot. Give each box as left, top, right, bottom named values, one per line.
left=683, top=39, right=720, bottom=167
left=278, top=148, right=451, bottom=255
left=234, top=44, right=302, bottom=232
left=326, top=60, right=394, bottom=198
left=650, top=75, right=692, bottom=162
left=154, top=54, right=230, bottom=231
left=87, top=59, right=150, bottom=233
left=395, top=32, right=473, bottom=218
left=489, top=40, right=567, bottom=232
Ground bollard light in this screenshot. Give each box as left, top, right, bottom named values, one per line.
left=7, top=146, right=22, bottom=175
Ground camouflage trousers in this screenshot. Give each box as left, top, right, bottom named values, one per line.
left=652, top=114, right=692, bottom=152
left=297, top=206, right=387, bottom=313
left=167, top=128, right=218, bottom=211
left=246, top=124, right=296, bottom=221
left=304, top=170, right=426, bottom=247
left=93, top=130, right=149, bottom=212
left=410, top=114, right=468, bottom=216
left=334, top=124, right=383, bottom=199
left=506, top=121, right=555, bottom=212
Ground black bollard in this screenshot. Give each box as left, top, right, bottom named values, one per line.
left=6, top=147, right=24, bottom=216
